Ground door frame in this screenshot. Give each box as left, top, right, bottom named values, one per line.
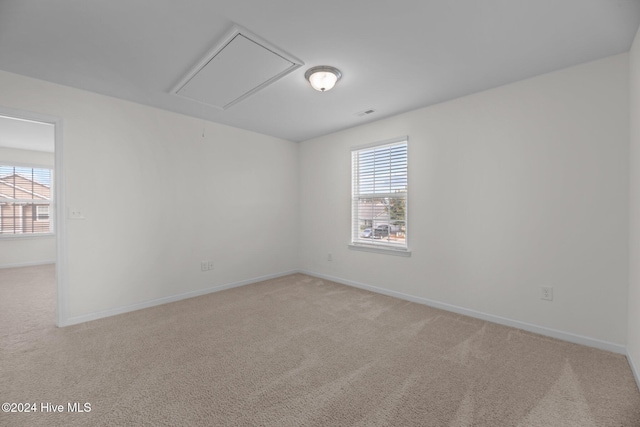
left=0, top=106, right=67, bottom=326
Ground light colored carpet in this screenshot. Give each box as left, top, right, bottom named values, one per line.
left=1, top=265, right=639, bottom=426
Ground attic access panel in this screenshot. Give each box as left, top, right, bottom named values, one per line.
left=173, top=26, right=303, bottom=110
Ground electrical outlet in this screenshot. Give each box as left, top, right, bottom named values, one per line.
left=541, top=286, right=553, bottom=301
left=201, top=261, right=214, bottom=271
left=327, top=253, right=332, bottom=261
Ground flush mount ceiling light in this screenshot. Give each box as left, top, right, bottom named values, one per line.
left=304, top=66, right=342, bottom=92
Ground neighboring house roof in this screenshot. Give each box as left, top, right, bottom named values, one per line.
left=358, top=201, right=388, bottom=220
left=0, top=174, right=51, bottom=201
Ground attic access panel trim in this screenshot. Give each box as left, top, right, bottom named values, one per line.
left=172, top=25, right=303, bottom=110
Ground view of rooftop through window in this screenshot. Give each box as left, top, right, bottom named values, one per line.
left=0, top=165, right=53, bottom=235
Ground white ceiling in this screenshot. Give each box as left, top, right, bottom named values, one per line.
left=0, top=115, right=54, bottom=153
left=0, top=1, right=638, bottom=142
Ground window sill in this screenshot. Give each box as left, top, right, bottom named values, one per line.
left=0, top=233, right=55, bottom=241
left=348, top=243, right=411, bottom=257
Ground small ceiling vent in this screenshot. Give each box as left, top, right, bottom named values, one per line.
left=355, top=109, right=376, bottom=117
left=172, top=25, right=303, bottom=110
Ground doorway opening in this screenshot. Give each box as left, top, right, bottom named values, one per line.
left=0, top=108, right=65, bottom=327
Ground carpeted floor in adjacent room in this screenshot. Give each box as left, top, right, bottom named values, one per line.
left=1, top=265, right=640, bottom=426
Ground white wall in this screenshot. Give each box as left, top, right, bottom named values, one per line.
left=0, top=70, right=299, bottom=322
left=0, top=52, right=631, bottom=353
left=629, top=28, right=640, bottom=384
left=299, top=54, right=629, bottom=347
left=0, top=147, right=53, bottom=166
left=0, top=147, right=56, bottom=268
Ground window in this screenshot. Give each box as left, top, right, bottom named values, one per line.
left=36, top=205, right=49, bottom=221
left=0, top=165, right=53, bottom=235
left=351, top=137, right=408, bottom=254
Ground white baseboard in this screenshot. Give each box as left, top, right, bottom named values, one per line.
left=60, top=267, right=629, bottom=357
left=0, top=260, right=55, bottom=269
left=627, top=350, right=640, bottom=392
left=299, top=270, right=627, bottom=355
left=61, top=270, right=298, bottom=327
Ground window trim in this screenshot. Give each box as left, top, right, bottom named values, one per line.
left=349, top=136, right=410, bottom=256
left=348, top=242, right=411, bottom=257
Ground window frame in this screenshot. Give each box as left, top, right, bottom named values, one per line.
left=0, top=164, right=55, bottom=238
left=349, top=136, right=410, bottom=257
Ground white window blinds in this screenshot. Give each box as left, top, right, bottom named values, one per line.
left=0, top=165, right=53, bottom=235
left=352, top=138, right=408, bottom=249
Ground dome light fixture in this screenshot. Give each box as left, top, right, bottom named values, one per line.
left=304, top=66, right=342, bottom=92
